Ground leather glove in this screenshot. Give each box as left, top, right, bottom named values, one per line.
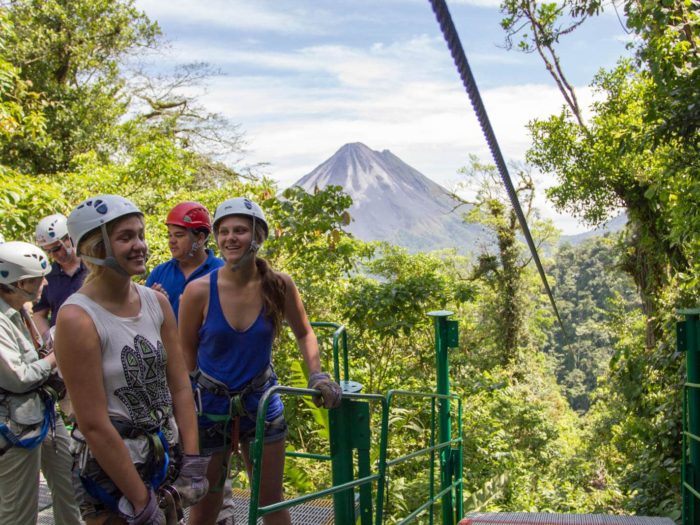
left=118, top=489, right=166, bottom=525
left=171, top=454, right=211, bottom=507
left=308, top=372, right=342, bottom=409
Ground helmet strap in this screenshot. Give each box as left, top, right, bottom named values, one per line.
left=80, top=224, right=130, bottom=276
left=64, top=239, right=75, bottom=258
left=230, top=215, right=259, bottom=272
left=186, top=230, right=207, bottom=258
left=7, top=283, right=37, bottom=302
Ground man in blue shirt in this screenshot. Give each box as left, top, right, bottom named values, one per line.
left=146, top=201, right=232, bottom=524
left=33, top=214, right=87, bottom=340
left=146, top=201, right=223, bottom=319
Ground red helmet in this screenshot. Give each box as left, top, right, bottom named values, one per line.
left=166, top=202, right=212, bottom=233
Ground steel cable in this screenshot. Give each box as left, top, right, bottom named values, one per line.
left=428, top=0, right=564, bottom=330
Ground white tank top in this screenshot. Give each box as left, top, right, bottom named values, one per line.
left=62, top=284, right=178, bottom=445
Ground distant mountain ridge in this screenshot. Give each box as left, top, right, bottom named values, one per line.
left=560, top=213, right=627, bottom=245
left=291, top=143, right=487, bottom=253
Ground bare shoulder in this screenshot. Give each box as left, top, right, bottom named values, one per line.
left=274, top=271, right=295, bottom=287
left=55, top=303, right=100, bottom=356
left=183, top=273, right=211, bottom=297
left=56, top=303, right=96, bottom=332
left=152, top=288, right=171, bottom=310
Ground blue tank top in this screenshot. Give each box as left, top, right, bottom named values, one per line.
left=196, top=271, right=283, bottom=423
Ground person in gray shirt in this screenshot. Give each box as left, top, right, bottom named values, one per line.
left=0, top=240, right=81, bottom=525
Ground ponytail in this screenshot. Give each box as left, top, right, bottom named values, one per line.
left=256, top=257, right=286, bottom=337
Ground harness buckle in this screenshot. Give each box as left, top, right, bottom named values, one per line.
left=194, top=388, right=203, bottom=415
left=228, top=394, right=246, bottom=419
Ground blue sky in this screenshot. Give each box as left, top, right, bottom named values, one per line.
left=134, top=0, right=632, bottom=234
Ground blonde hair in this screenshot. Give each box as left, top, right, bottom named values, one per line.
left=79, top=213, right=144, bottom=284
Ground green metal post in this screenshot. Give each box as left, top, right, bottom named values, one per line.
left=454, top=399, right=463, bottom=522
left=680, top=309, right=700, bottom=525
left=352, top=401, right=373, bottom=525
left=428, top=310, right=457, bottom=525
left=330, top=399, right=357, bottom=525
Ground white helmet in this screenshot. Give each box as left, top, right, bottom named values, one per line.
left=35, top=214, right=69, bottom=247
left=67, top=195, right=142, bottom=275
left=0, top=241, right=50, bottom=284
left=213, top=197, right=269, bottom=237
left=213, top=197, right=269, bottom=271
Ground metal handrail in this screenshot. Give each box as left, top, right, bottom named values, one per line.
left=679, top=310, right=700, bottom=525
left=247, top=385, right=388, bottom=525
left=311, top=322, right=349, bottom=384
left=245, top=313, right=462, bottom=525
left=375, top=389, right=463, bottom=525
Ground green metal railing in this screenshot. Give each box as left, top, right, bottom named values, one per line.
left=245, top=311, right=462, bottom=525
left=310, top=321, right=351, bottom=385
left=248, top=386, right=387, bottom=525
left=680, top=309, right=700, bottom=525
left=376, top=390, right=463, bottom=525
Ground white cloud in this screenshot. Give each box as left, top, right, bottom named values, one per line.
left=135, top=0, right=332, bottom=34
left=450, top=0, right=502, bottom=7
left=132, top=1, right=607, bottom=234
left=166, top=41, right=597, bottom=234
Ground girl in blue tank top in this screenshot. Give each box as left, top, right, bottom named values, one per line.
left=179, top=197, right=342, bottom=525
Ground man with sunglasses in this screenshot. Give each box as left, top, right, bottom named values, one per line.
left=33, top=214, right=87, bottom=344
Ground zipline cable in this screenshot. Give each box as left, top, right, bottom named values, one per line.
left=429, top=0, right=564, bottom=331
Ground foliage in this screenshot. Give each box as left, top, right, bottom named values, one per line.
left=1, top=0, right=694, bottom=521
left=0, top=11, right=46, bottom=148
left=622, top=0, right=700, bottom=145
left=498, top=0, right=698, bottom=518
left=546, top=235, right=638, bottom=411
left=455, top=155, right=558, bottom=367
left=584, top=302, right=683, bottom=520
left=0, top=0, right=160, bottom=174
left=499, top=0, right=604, bottom=126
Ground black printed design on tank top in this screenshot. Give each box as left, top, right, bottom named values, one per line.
left=115, top=335, right=174, bottom=440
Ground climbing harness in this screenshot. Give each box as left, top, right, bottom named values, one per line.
left=191, top=364, right=276, bottom=492
left=429, top=0, right=564, bottom=331
left=0, top=391, right=56, bottom=455
left=73, top=417, right=174, bottom=514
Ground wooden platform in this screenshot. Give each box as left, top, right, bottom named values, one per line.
left=459, top=513, right=676, bottom=525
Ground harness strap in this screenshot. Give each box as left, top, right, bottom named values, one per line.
left=159, top=484, right=185, bottom=523
left=78, top=422, right=171, bottom=512
left=191, top=365, right=273, bottom=401
left=192, top=365, right=273, bottom=494
left=0, top=396, right=55, bottom=454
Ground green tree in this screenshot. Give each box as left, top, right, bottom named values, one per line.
left=0, top=0, right=160, bottom=174
left=546, top=235, right=638, bottom=411
left=455, top=155, right=557, bottom=366
left=0, top=10, right=46, bottom=155
left=497, top=1, right=696, bottom=516
left=499, top=0, right=699, bottom=344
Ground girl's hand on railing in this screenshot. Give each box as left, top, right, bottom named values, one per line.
left=308, top=372, right=342, bottom=409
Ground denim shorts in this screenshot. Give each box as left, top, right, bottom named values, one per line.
left=199, top=414, right=288, bottom=455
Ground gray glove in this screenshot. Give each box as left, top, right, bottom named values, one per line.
left=171, top=454, right=210, bottom=507
left=308, top=372, right=342, bottom=409
left=118, top=489, right=166, bottom=525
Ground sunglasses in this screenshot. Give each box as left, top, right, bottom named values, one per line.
left=46, top=236, right=69, bottom=254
